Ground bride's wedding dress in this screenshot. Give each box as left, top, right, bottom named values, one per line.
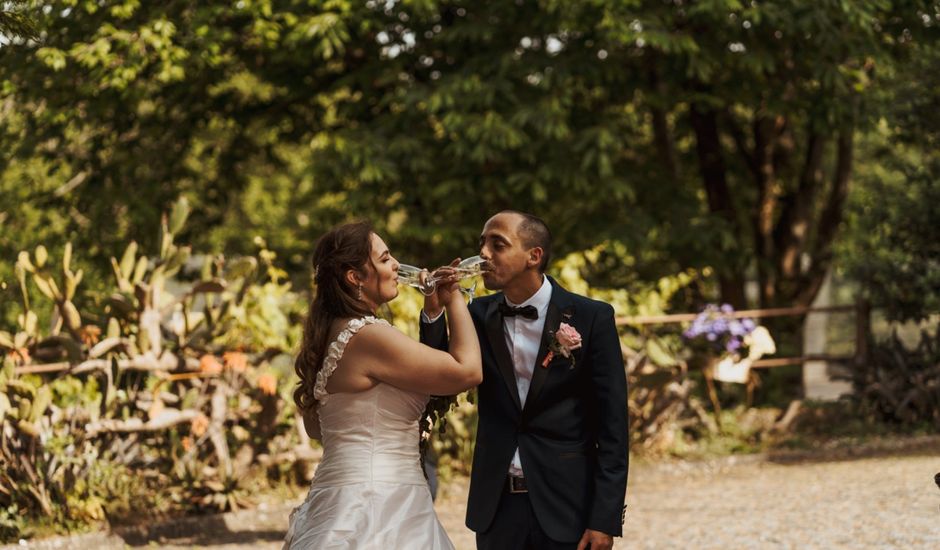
left=284, top=316, right=454, bottom=549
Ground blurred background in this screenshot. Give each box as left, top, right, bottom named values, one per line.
left=1, top=0, right=938, bottom=547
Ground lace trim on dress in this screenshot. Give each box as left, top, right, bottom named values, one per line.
left=313, top=316, right=389, bottom=403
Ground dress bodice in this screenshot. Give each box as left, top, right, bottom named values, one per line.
left=311, top=317, right=430, bottom=487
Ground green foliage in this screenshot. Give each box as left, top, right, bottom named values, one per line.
left=839, top=41, right=940, bottom=323
left=841, top=145, right=940, bottom=322
left=0, top=202, right=306, bottom=542
left=0, top=1, right=38, bottom=41
left=7, top=0, right=936, bottom=323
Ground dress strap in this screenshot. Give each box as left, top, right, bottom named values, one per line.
left=313, top=316, right=389, bottom=403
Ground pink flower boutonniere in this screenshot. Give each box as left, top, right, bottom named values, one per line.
left=541, top=322, right=583, bottom=368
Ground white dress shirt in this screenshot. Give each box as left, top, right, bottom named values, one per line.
left=503, top=276, right=552, bottom=476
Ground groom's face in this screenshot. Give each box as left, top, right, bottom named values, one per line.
left=479, top=213, right=536, bottom=290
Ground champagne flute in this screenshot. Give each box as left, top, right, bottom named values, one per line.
left=397, top=264, right=435, bottom=295
left=397, top=256, right=491, bottom=303
left=426, top=256, right=490, bottom=304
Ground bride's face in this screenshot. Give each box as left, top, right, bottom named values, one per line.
left=360, top=233, right=400, bottom=309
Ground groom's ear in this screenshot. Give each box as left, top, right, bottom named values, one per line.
left=527, top=247, right=544, bottom=270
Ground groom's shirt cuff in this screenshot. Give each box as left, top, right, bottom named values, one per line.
left=420, top=310, right=444, bottom=324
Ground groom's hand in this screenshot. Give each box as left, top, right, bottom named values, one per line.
left=576, top=529, right=613, bottom=550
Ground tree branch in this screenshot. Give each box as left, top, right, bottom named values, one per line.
left=85, top=408, right=203, bottom=436
left=752, top=115, right=782, bottom=306
left=15, top=352, right=198, bottom=376
left=723, top=110, right=758, bottom=177
left=776, top=129, right=826, bottom=278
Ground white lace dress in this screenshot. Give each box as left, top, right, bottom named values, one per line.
left=283, top=316, right=454, bottom=550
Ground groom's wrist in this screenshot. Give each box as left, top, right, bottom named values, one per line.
left=421, top=308, right=444, bottom=323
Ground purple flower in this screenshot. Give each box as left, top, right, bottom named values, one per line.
left=682, top=303, right=758, bottom=356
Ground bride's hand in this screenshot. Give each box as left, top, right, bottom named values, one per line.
left=423, top=258, right=460, bottom=318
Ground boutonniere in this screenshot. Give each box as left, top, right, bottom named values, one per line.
left=541, top=322, right=582, bottom=368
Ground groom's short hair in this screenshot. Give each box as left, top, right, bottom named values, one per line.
left=500, top=210, right=552, bottom=273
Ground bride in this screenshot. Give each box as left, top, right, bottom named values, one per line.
left=284, top=221, right=482, bottom=549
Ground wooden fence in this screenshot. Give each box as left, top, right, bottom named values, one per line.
left=615, top=299, right=871, bottom=370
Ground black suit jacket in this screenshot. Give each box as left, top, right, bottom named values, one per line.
left=420, top=277, right=628, bottom=542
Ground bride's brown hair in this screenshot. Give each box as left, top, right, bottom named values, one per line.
left=294, top=221, right=376, bottom=412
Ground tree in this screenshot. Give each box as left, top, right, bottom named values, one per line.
left=0, top=1, right=38, bottom=42
left=839, top=44, right=940, bottom=322
left=3, top=0, right=939, bottom=317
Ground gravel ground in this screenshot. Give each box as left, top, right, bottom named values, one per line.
left=7, top=442, right=940, bottom=549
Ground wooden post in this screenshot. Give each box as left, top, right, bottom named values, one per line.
left=703, top=360, right=723, bottom=430
left=854, top=298, right=870, bottom=369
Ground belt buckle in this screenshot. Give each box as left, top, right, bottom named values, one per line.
left=508, top=475, right=528, bottom=494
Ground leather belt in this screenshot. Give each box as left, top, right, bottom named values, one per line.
left=508, top=474, right=528, bottom=494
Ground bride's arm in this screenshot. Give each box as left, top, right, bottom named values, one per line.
left=343, top=291, right=482, bottom=395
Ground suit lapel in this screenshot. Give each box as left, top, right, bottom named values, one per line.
left=524, top=300, right=560, bottom=413
left=485, top=298, right=523, bottom=411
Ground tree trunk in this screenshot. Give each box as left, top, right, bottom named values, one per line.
left=689, top=104, right=746, bottom=308
left=752, top=115, right=782, bottom=308
left=796, top=128, right=853, bottom=307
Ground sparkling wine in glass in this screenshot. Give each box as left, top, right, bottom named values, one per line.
left=427, top=256, right=490, bottom=304
left=397, top=256, right=491, bottom=303
left=397, top=264, right=435, bottom=295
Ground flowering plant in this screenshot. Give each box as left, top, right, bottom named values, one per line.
left=682, top=304, right=757, bottom=357
left=683, top=304, right=777, bottom=384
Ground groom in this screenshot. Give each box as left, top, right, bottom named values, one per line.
left=421, top=211, right=628, bottom=549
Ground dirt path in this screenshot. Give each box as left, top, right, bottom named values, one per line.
left=9, top=447, right=940, bottom=549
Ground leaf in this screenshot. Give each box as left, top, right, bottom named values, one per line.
left=17, top=251, right=34, bottom=273
left=14, top=332, right=28, bottom=349
left=164, top=246, right=191, bottom=276
left=132, top=255, right=149, bottom=284
left=34, top=245, right=48, bottom=268
left=107, top=317, right=122, bottom=339
left=89, top=337, right=125, bottom=358
left=32, top=274, right=59, bottom=300
left=107, top=294, right=134, bottom=318
left=29, top=386, right=52, bottom=423
left=169, top=196, right=191, bottom=234
left=17, top=417, right=41, bottom=437
left=0, top=331, right=13, bottom=349
left=65, top=269, right=83, bottom=301
left=0, top=394, right=10, bottom=423
left=46, top=335, right=83, bottom=364
left=225, top=257, right=257, bottom=281
left=16, top=311, right=38, bottom=335
left=120, top=241, right=138, bottom=279
left=646, top=338, right=679, bottom=367
left=191, top=280, right=226, bottom=294
left=63, top=300, right=82, bottom=330
left=63, top=242, right=72, bottom=272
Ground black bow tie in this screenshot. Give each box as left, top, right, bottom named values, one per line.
left=498, top=302, right=539, bottom=320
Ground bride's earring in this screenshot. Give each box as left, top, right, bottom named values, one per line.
left=357, top=283, right=362, bottom=300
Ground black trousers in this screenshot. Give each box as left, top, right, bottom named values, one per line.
left=475, top=483, right=578, bottom=550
